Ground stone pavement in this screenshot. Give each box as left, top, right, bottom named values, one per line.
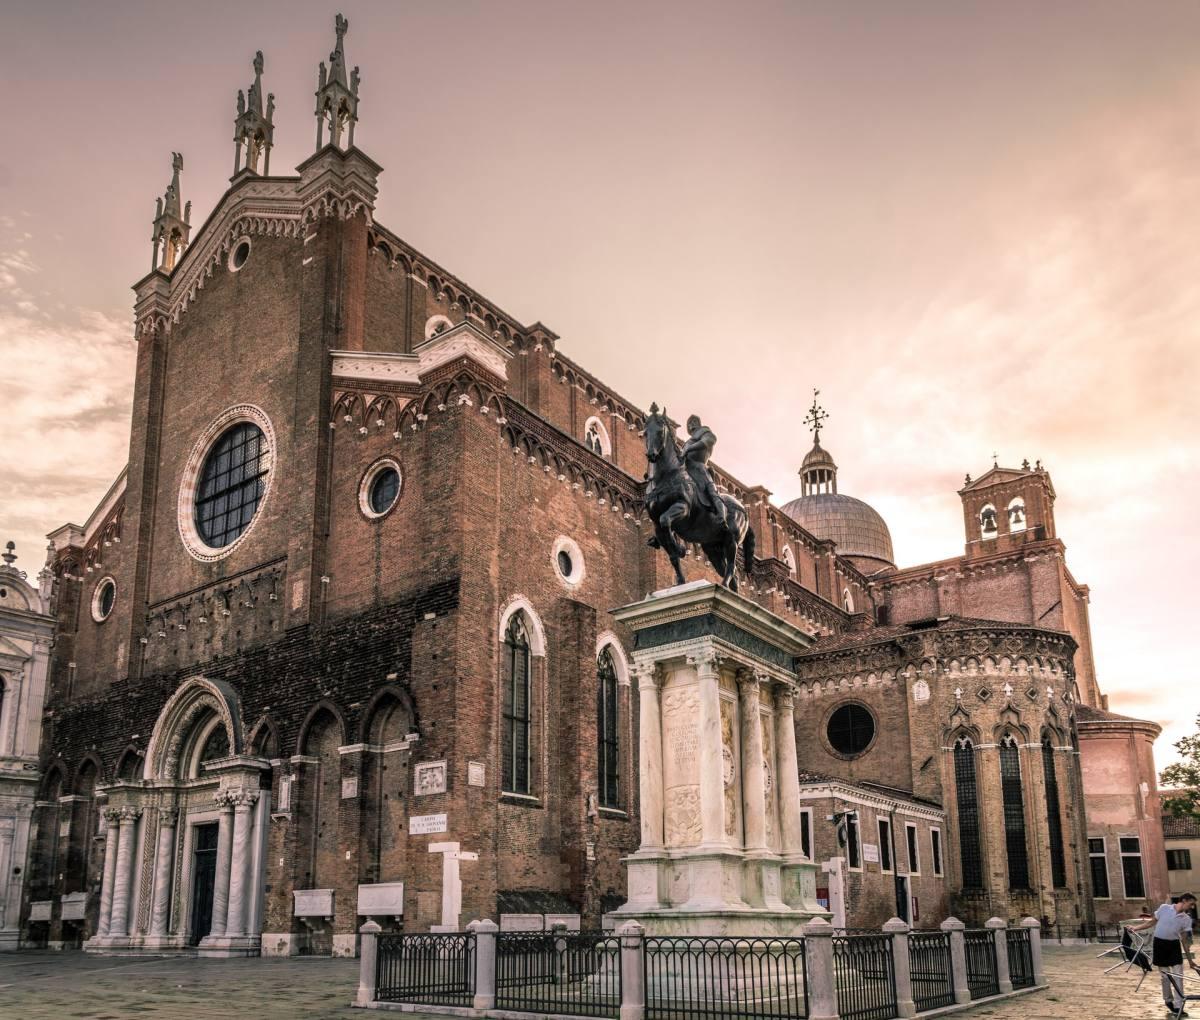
left=0, top=943, right=1179, bottom=1019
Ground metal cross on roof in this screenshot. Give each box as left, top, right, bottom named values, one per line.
left=803, top=389, right=829, bottom=443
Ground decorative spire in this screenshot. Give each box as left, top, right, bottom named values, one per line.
left=151, top=153, right=191, bottom=273
left=314, top=13, right=361, bottom=152
left=799, top=389, right=837, bottom=496
left=233, top=50, right=275, bottom=176
left=803, top=388, right=829, bottom=444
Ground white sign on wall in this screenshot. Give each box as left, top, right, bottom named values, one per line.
left=862, top=843, right=880, bottom=864
left=468, top=761, right=486, bottom=787
left=409, top=813, right=448, bottom=835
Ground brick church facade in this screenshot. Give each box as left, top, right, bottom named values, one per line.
left=20, top=15, right=1163, bottom=956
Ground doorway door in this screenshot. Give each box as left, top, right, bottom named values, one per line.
left=190, top=822, right=219, bottom=944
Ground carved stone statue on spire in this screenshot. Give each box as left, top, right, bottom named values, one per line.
left=233, top=50, right=275, bottom=176
left=151, top=152, right=191, bottom=273
left=313, top=13, right=360, bottom=151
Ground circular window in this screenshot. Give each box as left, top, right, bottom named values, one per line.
left=178, top=405, right=275, bottom=562
left=360, top=459, right=403, bottom=519
left=92, top=577, right=117, bottom=623
left=552, top=536, right=585, bottom=587
left=826, top=703, right=876, bottom=757
left=229, top=237, right=251, bottom=272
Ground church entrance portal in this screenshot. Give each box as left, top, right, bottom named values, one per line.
left=190, top=823, right=219, bottom=945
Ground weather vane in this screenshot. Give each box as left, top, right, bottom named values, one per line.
left=803, top=388, right=829, bottom=443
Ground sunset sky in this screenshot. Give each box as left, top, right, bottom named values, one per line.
left=2, top=1, right=1198, bottom=768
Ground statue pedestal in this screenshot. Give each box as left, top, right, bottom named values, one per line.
left=610, top=581, right=829, bottom=936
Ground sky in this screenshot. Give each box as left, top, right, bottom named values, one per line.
left=1, top=1, right=1198, bottom=769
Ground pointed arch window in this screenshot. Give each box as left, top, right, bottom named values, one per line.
left=954, top=739, right=983, bottom=889
left=597, top=648, right=620, bottom=809
left=1042, top=738, right=1067, bottom=888
left=1000, top=735, right=1030, bottom=889
left=502, top=615, right=532, bottom=795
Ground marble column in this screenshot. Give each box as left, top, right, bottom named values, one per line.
left=634, top=664, right=664, bottom=851
left=773, top=686, right=806, bottom=857
left=148, top=809, right=178, bottom=937
left=737, top=672, right=768, bottom=852
left=96, top=809, right=121, bottom=936
left=107, top=807, right=142, bottom=938
left=208, top=792, right=235, bottom=938
left=0, top=829, right=13, bottom=931
left=691, top=651, right=725, bottom=847
left=223, top=790, right=259, bottom=937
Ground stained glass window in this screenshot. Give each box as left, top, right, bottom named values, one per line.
left=194, top=422, right=269, bottom=548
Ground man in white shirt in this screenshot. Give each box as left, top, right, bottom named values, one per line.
left=1133, top=894, right=1199, bottom=1016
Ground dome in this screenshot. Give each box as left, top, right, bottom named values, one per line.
left=801, top=441, right=837, bottom=473
left=780, top=492, right=895, bottom=571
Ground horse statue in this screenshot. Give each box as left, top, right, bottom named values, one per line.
left=642, top=404, right=755, bottom=591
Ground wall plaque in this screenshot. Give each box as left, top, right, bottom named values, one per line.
left=414, top=760, right=447, bottom=796
left=409, top=813, right=448, bottom=835
left=467, top=761, right=486, bottom=787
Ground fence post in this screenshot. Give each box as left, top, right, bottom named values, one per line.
left=985, top=917, right=1012, bottom=994
left=469, top=918, right=498, bottom=1010
left=617, top=921, right=646, bottom=1020
left=1021, top=916, right=1046, bottom=986
left=803, top=917, right=838, bottom=1020
left=883, top=917, right=916, bottom=1018
left=356, top=920, right=381, bottom=1007
left=940, top=916, right=970, bottom=1005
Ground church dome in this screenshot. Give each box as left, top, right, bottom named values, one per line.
left=780, top=492, right=895, bottom=571
left=784, top=393, right=895, bottom=573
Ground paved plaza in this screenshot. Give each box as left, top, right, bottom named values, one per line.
left=0, top=944, right=1174, bottom=1020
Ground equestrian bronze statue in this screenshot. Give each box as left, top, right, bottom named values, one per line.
left=642, top=405, right=755, bottom=591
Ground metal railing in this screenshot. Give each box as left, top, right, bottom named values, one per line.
left=908, top=931, right=955, bottom=1012
left=495, top=930, right=621, bottom=1018
left=375, top=931, right=476, bottom=1006
left=832, top=933, right=897, bottom=1020
left=1006, top=928, right=1034, bottom=989
left=963, top=930, right=998, bottom=1000
left=643, top=935, right=809, bottom=1020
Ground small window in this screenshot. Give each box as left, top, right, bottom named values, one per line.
left=1120, top=836, right=1146, bottom=899
left=931, top=827, right=944, bottom=877
left=92, top=577, right=117, bottom=622
left=583, top=416, right=611, bottom=458
left=359, top=459, right=403, bottom=519
left=1089, top=837, right=1110, bottom=898
left=799, top=808, right=813, bottom=860
left=846, top=812, right=861, bottom=870
left=1168, top=848, right=1193, bottom=871
left=906, top=822, right=920, bottom=875
left=552, top=536, right=585, bottom=587
left=827, top=703, right=876, bottom=757
left=229, top=238, right=251, bottom=272
left=781, top=545, right=796, bottom=577
left=878, top=817, right=893, bottom=872
left=842, top=587, right=855, bottom=613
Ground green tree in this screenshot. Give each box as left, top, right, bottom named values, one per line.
left=1160, top=716, right=1200, bottom=818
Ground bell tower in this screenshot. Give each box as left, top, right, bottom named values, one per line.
left=233, top=50, right=276, bottom=176
left=959, top=458, right=1057, bottom=555
left=314, top=13, right=360, bottom=151
left=150, top=153, right=191, bottom=273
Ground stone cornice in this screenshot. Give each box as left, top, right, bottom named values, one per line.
left=796, top=780, right=945, bottom=821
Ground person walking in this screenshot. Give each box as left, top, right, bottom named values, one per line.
left=1133, top=894, right=1200, bottom=1016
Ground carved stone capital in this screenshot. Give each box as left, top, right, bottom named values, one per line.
left=213, top=789, right=238, bottom=810
left=686, top=648, right=720, bottom=677
left=631, top=660, right=663, bottom=690
left=229, top=788, right=260, bottom=811
left=117, top=806, right=143, bottom=824
left=773, top=685, right=797, bottom=712
left=103, top=807, right=123, bottom=826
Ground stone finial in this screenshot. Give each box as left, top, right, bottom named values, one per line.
left=151, top=153, right=190, bottom=272
left=233, top=50, right=276, bottom=176
left=314, top=13, right=360, bottom=151
left=2, top=541, right=15, bottom=567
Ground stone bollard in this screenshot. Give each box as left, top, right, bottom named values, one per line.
left=940, top=916, right=971, bottom=1005
left=468, top=918, right=498, bottom=1009
left=617, top=921, right=646, bottom=1020
left=803, top=917, right=839, bottom=1020
left=883, top=918, right=916, bottom=1018
left=985, top=917, right=1013, bottom=994
left=356, top=920, right=382, bottom=1007
left=1021, top=917, right=1046, bottom=986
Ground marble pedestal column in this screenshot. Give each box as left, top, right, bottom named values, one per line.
left=107, top=807, right=142, bottom=940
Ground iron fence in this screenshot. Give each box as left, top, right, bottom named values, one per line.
left=643, top=935, right=808, bottom=1020
left=495, top=930, right=621, bottom=1018
left=832, top=933, right=897, bottom=1020
left=1006, top=928, right=1034, bottom=989
left=963, top=930, right=998, bottom=1000
left=907, top=931, right=954, bottom=1012
left=375, top=931, right=476, bottom=1006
